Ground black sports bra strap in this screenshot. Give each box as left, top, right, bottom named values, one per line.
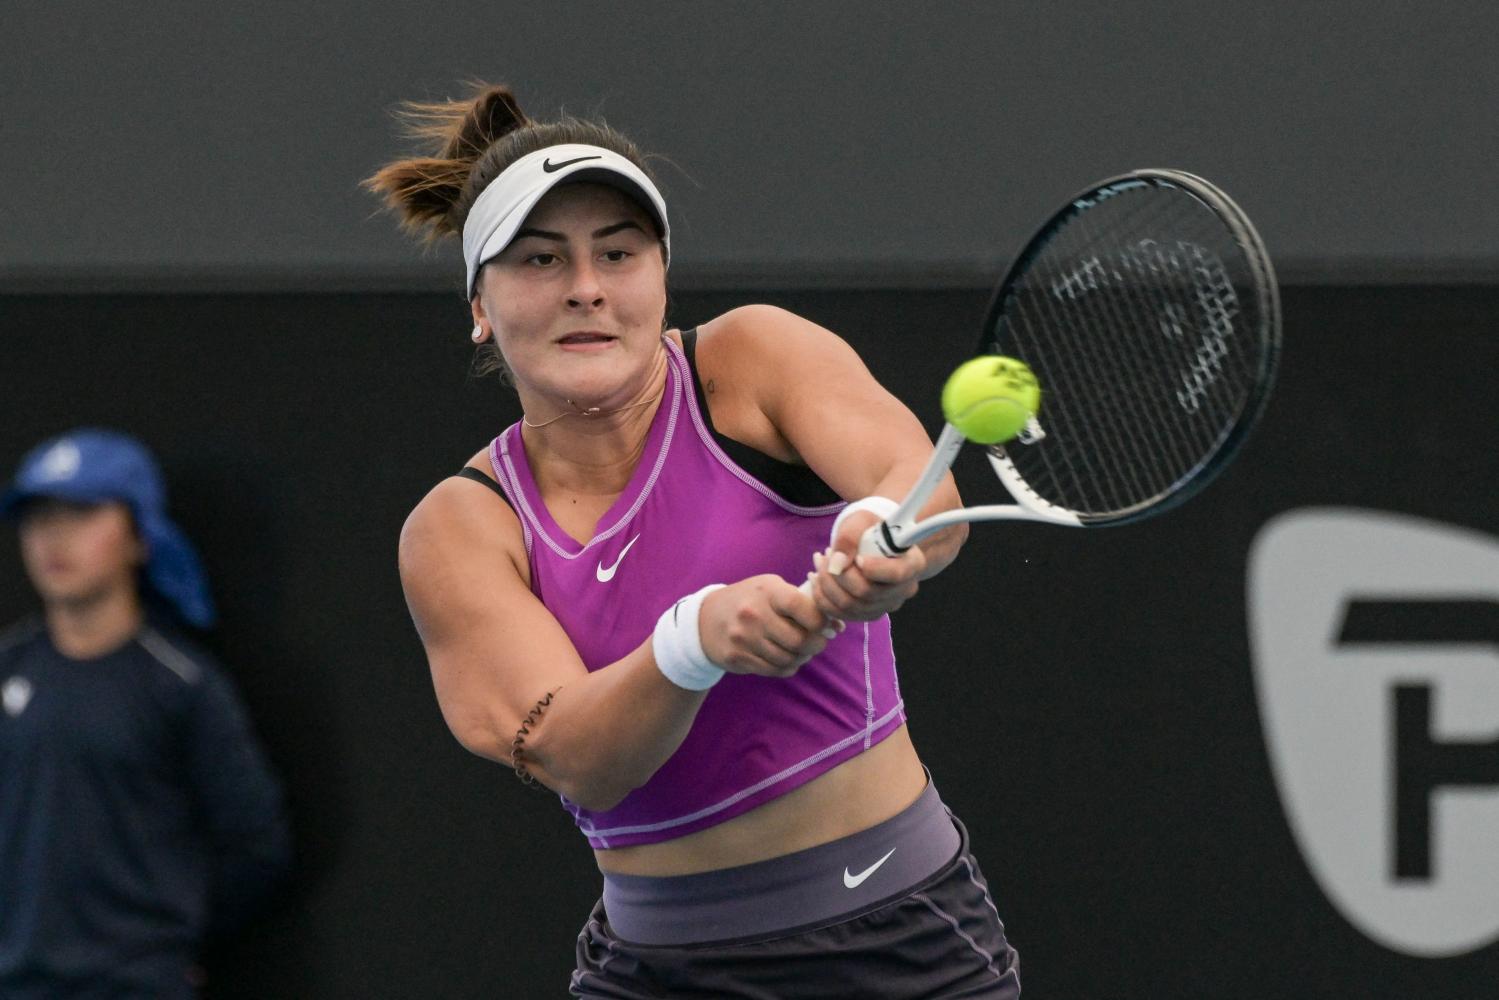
left=678, top=327, right=840, bottom=508
left=452, top=466, right=514, bottom=510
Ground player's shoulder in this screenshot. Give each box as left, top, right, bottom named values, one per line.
left=402, top=461, right=528, bottom=586
left=707, top=303, right=798, bottom=329
left=704, top=303, right=859, bottom=360
left=697, top=305, right=864, bottom=414
left=700, top=304, right=839, bottom=351
left=408, top=461, right=518, bottom=536
left=697, top=305, right=852, bottom=385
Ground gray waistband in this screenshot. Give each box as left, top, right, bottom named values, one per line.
left=600, top=778, right=961, bottom=946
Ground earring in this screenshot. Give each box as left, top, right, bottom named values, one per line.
left=471, top=325, right=485, bottom=343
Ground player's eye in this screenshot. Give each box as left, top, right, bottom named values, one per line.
left=601, top=249, right=631, bottom=263
left=526, top=252, right=561, bottom=267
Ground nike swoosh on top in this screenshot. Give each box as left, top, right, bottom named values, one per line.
left=596, top=534, right=642, bottom=583
left=843, top=847, right=897, bottom=889
left=543, top=155, right=603, bottom=173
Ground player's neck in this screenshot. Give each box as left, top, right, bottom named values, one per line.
left=520, top=350, right=669, bottom=494
left=527, top=401, right=659, bottom=500
left=45, top=584, right=145, bottom=660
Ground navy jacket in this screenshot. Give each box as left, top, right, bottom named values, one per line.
left=0, top=619, right=291, bottom=997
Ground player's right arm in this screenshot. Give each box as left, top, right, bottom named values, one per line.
left=399, top=475, right=832, bottom=812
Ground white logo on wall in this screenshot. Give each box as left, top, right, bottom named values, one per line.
left=2, top=676, right=33, bottom=718
left=1249, top=508, right=1499, bottom=957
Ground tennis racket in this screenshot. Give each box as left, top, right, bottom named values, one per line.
left=841, top=168, right=1280, bottom=560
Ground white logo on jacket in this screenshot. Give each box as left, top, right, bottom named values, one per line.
left=2, top=676, right=33, bottom=717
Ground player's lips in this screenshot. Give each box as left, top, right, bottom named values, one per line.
left=556, top=331, right=617, bottom=351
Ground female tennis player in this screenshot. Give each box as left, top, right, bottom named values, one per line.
left=369, top=84, right=1021, bottom=998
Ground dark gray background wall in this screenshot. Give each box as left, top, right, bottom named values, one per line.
left=4, top=1, right=1497, bottom=291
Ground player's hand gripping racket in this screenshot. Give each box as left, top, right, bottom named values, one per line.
left=822, top=168, right=1281, bottom=566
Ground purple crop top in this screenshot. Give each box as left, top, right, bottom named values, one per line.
left=487, top=334, right=906, bottom=849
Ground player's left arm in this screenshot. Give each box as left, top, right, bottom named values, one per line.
left=695, top=305, right=967, bottom=619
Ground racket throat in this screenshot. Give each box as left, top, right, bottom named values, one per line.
left=880, top=423, right=968, bottom=552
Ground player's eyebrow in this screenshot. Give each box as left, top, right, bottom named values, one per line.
left=592, top=221, right=647, bottom=239
left=512, top=220, right=647, bottom=242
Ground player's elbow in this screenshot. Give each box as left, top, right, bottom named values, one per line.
left=465, top=714, right=638, bottom=810
left=559, top=780, right=632, bottom=814
left=453, top=726, right=509, bottom=765
left=443, top=705, right=511, bottom=765
left=536, top=746, right=641, bottom=812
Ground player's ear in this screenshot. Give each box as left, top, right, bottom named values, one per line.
left=470, top=293, right=492, bottom=344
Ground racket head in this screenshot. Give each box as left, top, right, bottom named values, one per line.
left=980, top=169, right=1281, bottom=525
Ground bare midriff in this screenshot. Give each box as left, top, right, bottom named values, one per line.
left=594, top=724, right=927, bottom=876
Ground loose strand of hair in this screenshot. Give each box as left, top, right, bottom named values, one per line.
left=390, top=83, right=529, bottom=159
left=364, top=83, right=531, bottom=240
left=361, top=158, right=470, bottom=243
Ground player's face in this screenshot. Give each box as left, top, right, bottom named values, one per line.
left=18, top=499, right=144, bottom=609
left=473, top=183, right=668, bottom=410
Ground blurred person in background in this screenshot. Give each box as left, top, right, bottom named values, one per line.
left=0, top=429, right=292, bottom=999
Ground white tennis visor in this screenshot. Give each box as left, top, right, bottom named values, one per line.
left=461, top=143, right=670, bottom=298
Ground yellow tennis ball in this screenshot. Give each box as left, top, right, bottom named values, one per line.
left=941, top=356, right=1042, bottom=445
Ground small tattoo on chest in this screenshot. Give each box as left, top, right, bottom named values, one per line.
left=705, top=379, right=716, bottom=394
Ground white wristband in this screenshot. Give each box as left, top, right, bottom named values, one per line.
left=831, top=496, right=901, bottom=550
left=652, top=584, right=728, bottom=691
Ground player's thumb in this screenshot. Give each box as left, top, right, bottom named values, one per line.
left=825, top=496, right=901, bottom=574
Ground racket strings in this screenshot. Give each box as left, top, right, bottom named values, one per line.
left=1019, top=272, right=1159, bottom=512
left=1006, top=184, right=1184, bottom=511
left=1074, top=208, right=1258, bottom=500
left=1045, top=193, right=1219, bottom=506
left=1014, top=199, right=1202, bottom=509
left=996, top=178, right=1269, bottom=517
left=1104, top=202, right=1250, bottom=467
left=1058, top=203, right=1201, bottom=498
